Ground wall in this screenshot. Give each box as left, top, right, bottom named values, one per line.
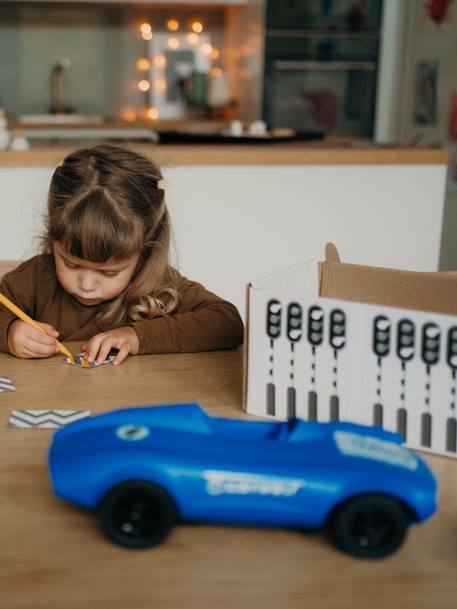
left=375, top=0, right=457, bottom=269
left=0, top=162, right=447, bottom=316
left=0, top=4, right=226, bottom=119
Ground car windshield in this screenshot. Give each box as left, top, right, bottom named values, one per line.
left=206, top=417, right=304, bottom=441
left=207, top=417, right=287, bottom=440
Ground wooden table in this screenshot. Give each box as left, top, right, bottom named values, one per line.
left=1, top=346, right=456, bottom=609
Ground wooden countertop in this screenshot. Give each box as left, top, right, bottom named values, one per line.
left=0, top=346, right=457, bottom=609
left=0, top=141, right=449, bottom=168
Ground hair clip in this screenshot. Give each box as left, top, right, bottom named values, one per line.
left=157, top=179, right=165, bottom=191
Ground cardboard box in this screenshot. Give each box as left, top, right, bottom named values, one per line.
left=243, top=244, right=457, bottom=458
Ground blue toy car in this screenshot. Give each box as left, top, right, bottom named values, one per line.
left=48, top=403, right=437, bottom=558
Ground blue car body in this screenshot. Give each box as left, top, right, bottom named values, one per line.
left=48, top=403, right=437, bottom=529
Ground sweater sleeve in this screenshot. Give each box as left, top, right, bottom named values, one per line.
left=0, top=258, right=38, bottom=354
left=131, top=274, right=244, bottom=354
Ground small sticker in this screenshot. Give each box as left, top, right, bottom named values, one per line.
left=0, top=376, right=15, bottom=392
left=334, top=431, right=418, bottom=471
left=65, top=353, right=116, bottom=368
left=203, top=471, right=305, bottom=497
left=116, top=425, right=150, bottom=441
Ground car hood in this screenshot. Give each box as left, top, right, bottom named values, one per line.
left=53, top=403, right=211, bottom=442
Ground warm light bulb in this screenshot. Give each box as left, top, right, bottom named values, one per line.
left=210, top=67, right=223, bottom=77
left=191, top=21, right=203, bottom=33
left=167, top=19, right=180, bottom=31
left=154, top=55, right=166, bottom=67
left=168, top=37, right=180, bottom=50
left=137, top=58, right=150, bottom=71
left=121, top=109, right=137, bottom=122
left=147, top=107, right=159, bottom=120
left=155, top=79, right=167, bottom=92
left=138, top=80, right=150, bottom=92
left=201, top=43, right=212, bottom=56
left=210, top=48, right=220, bottom=60
left=140, top=23, right=152, bottom=34
left=187, top=33, right=199, bottom=45
left=141, top=31, right=153, bottom=41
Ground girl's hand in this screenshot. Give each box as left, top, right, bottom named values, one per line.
left=7, top=319, right=60, bottom=359
left=82, top=326, right=140, bottom=366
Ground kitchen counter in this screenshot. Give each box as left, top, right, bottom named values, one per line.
left=0, top=140, right=449, bottom=167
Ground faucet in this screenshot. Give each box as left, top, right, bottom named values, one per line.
left=50, top=58, right=73, bottom=114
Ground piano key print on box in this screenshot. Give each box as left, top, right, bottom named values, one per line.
left=396, top=319, right=416, bottom=440
left=420, top=323, right=441, bottom=448
left=446, top=327, right=457, bottom=452
left=307, top=305, right=325, bottom=421
left=372, top=316, right=391, bottom=428
left=286, top=302, right=303, bottom=419
left=265, top=299, right=282, bottom=416
left=329, top=309, right=346, bottom=422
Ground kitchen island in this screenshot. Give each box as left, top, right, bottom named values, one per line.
left=0, top=141, right=448, bottom=314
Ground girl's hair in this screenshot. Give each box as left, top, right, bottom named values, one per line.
left=43, top=144, right=179, bottom=327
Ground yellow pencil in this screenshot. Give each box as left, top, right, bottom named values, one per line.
left=0, top=292, right=75, bottom=364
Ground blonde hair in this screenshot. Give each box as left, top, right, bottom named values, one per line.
left=43, top=144, right=179, bottom=327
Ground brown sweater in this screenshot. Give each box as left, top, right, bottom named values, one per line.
left=0, top=255, right=244, bottom=355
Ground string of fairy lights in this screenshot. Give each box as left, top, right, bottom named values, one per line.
left=121, top=19, right=222, bottom=123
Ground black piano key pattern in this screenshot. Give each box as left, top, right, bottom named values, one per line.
left=262, top=299, right=457, bottom=455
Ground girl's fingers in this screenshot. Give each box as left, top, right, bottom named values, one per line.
left=16, top=346, right=34, bottom=359
left=39, top=322, right=60, bottom=337
left=113, top=343, right=131, bottom=366
left=85, top=336, right=104, bottom=363
left=26, top=339, right=59, bottom=357
left=27, top=329, right=59, bottom=347
left=23, top=337, right=58, bottom=357
left=96, top=337, right=117, bottom=365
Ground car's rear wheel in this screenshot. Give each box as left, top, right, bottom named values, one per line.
left=329, top=494, right=408, bottom=559
left=99, top=481, right=176, bottom=548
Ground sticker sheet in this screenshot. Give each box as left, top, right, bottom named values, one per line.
left=65, top=353, right=116, bottom=368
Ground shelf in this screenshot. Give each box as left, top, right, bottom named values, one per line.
left=266, top=29, right=380, bottom=39
left=272, top=60, right=377, bottom=71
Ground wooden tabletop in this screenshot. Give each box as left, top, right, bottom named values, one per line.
left=0, top=141, right=449, bottom=168
left=0, top=346, right=456, bottom=609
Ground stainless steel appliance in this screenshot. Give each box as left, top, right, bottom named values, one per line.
left=263, top=0, right=384, bottom=137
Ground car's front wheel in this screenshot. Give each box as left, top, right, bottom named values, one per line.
left=329, top=494, right=409, bottom=559
left=99, top=481, right=176, bottom=548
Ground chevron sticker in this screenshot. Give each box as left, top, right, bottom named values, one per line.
left=0, top=376, right=15, bottom=393
left=8, top=409, right=91, bottom=429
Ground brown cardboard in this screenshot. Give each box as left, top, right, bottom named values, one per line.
left=319, top=244, right=457, bottom=316
left=242, top=282, right=251, bottom=409
left=244, top=243, right=457, bottom=412
left=244, top=244, right=457, bottom=457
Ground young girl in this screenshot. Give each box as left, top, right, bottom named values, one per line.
left=0, top=144, right=243, bottom=365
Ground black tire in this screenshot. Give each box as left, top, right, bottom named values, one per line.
left=99, top=481, right=176, bottom=549
left=329, top=494, right=408, bottom=559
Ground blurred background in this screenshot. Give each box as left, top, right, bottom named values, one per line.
left=0, top=0, right=456, bottom=142
left=0, top=0, right=456, bottom=311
